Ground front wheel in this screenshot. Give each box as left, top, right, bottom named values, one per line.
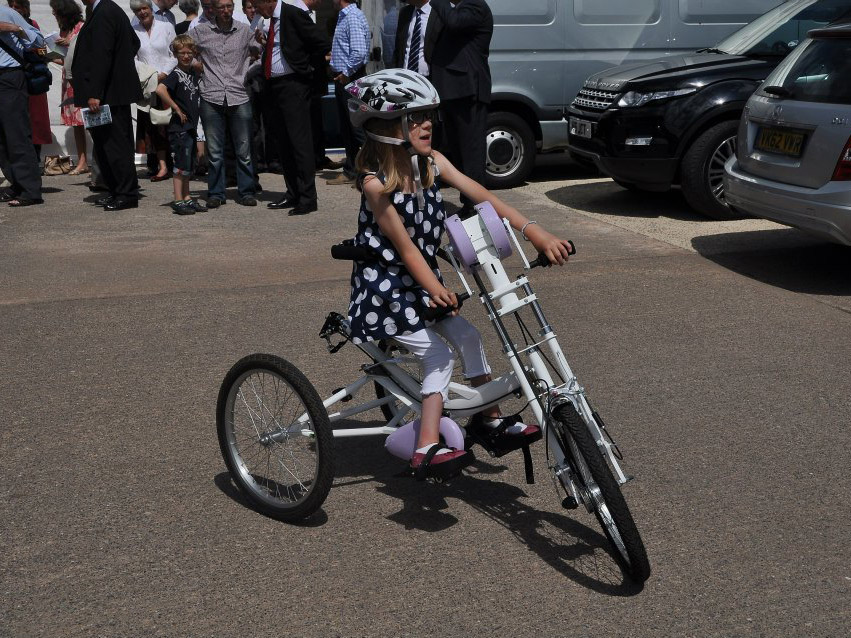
left=216, top=353, right=335, bottom=522
left=552, top=403, right=651, bottom=583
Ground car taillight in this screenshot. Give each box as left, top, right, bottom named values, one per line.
left=832, top=136, right=851, bottom=181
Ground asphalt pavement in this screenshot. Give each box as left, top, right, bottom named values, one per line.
left=1, top=157, right=849, bottom=637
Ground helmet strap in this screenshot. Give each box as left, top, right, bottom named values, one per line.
left=363, top=119, right=427, bottom=208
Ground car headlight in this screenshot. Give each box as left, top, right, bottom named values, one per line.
left=617, top=88, right=697, bottom=108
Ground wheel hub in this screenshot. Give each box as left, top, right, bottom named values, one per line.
left=486, top=129, right=522, bottom=176
left=708, top=135, right=737, bottom=205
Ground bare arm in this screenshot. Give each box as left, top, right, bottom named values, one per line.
left=433, top=151, right=572, bottom=265
left=154, top=82, right=186, bottom=123
left=363, top=177, right=458, bottom=310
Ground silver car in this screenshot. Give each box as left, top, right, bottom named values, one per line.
left=725, top=23, right=851, bottom=245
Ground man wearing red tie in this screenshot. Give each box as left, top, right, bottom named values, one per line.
left=254, top=0, right=330, bottom=216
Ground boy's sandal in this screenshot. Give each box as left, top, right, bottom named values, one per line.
left=8, top=198, right=43, bottom=207
left=0, top=190, right=16, bottom=203
left=410, top=446, right=475, bottom=482
left=69, top=166, right=90, bottom=175
left=466, top=413, right=542, bottom=457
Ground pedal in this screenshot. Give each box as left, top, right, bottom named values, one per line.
left=561, top=495, right=579, bottom=510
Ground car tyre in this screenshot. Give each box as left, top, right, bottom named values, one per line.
left=484, top=111, right=536, bottom=189
left=681, top=120, right=745, bottom=220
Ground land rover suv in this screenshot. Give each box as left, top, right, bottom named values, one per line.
left=566, top=0, right=851, bottom=219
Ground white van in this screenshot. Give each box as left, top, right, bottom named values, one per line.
left=484, top=0, right=785, bottom=187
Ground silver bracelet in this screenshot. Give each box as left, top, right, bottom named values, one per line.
left=520, top=220, right=538, bottom=241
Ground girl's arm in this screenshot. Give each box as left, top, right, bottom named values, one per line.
left=363, top=177, right=458, bottom=311
left=433, top=151, right=573, bottom=265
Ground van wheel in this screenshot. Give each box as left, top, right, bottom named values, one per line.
left=681, top=120, right=744, bottom=220
left=484, top=112, right=536, bottom=189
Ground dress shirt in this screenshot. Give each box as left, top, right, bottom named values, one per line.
left=134, top=18, right=177, bottom=74
left=153, top=6, right=176, bottom=25
left=330, top=3, right=370, bottom=78
left=0, top=6, right=45, bottom=68
left=290, top=0, right=315, bottom=22
left=267, top=0, right=294, bottom=77
left=404, top=2, right=432, bottom=77
left=190, top=19, right=257, bottom=106
left=189, top=9, right=249, bottom=30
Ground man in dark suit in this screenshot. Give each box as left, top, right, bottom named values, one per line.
left=254, top=0, right=331, bottom=215
left=72, top=0, right=143, bottom=211
left=393, top=0, right=442, bottom=78
left=428, top=0, right=492, bottom=213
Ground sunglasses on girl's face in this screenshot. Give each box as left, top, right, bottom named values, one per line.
left=407, top=109, right=439, bottom=125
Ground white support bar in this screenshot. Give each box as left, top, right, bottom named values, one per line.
left=488, top=277, right=529, bottom=301
left=333, top=426, right=399, bottom=438
left=495, top=293, right=538, bottom=317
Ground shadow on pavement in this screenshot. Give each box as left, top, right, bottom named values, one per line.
left=546, top=181, right=704, bottom=222
left=692, top=229, right=851, bottom=295
left=213, top=471, right=330, bottom=527
left=332, top=432, right=644, bottom=596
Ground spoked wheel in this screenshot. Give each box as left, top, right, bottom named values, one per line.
left=216, top=353, right=334, bottom=522
left=551, top=403, right=650, bottom=583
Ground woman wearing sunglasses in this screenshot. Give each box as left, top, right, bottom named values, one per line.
left=343, top=69, right=573, bottom=479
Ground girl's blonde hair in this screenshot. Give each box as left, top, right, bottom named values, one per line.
left=355, top=118, right=435, bottom=194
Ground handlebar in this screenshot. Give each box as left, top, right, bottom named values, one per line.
left=422, top=292, right=471, bottom=322
left=529, top=240, right=576, bottom=269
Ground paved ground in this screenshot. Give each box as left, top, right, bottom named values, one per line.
left=2, top=157, right=850, bottom=637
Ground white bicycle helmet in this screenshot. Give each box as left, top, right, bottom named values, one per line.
left=346, top=69, right=440, bottom=206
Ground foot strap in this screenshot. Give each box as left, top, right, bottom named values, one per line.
left=522, top=442, right=534, bottom=485
left=413, top=444, right=447, bottom=482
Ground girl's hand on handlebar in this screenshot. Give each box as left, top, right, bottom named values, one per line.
left=429, top=287, right=459, bottom=316
left=527, top=226, right=573, bottom=266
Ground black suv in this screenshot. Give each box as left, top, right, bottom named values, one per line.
left=567, top=0, right=851, bottom=219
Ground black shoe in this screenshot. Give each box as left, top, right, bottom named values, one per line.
left=88, top=182, right=109, bottom=192
left=289, top=203, right=317, bottom=216
left=316, top=156, right=344, bottom=171
left=206, top=198, right=225, bottom=209
left=96, top=195, right=115, bottom=206
left=104, top=198, right=138, bottom=211
left=267, top=196, right=295, bottom=209
left=236, top=196, right=257, bottom=207
left=189, top=198, right=207, bottom=212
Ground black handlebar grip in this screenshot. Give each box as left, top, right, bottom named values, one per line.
left=331, top=243, right=379, bottom=262
left=529, top=240, right=576, bottom=268
left=422, top=292, right=472, bottom=322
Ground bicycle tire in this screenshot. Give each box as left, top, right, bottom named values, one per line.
left=553, top=403, right=651, bottom=583
left=216, top=353, right=335, bottom=522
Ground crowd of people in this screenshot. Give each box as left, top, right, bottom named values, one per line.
left=0, top=0, right=494, bottom=215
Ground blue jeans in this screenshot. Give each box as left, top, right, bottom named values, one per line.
left=200, top=99, right=255, bottom=200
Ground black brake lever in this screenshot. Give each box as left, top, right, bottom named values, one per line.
left=422, top=292, right=472, bottom=322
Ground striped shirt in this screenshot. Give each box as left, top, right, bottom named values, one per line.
left=189, top=19, right=258, bottom=106
left=330, top=3, right=371, bottom=78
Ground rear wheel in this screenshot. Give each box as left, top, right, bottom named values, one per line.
left=484, top=111, right=536, bottom=189
left=216, top=353, right=334, bottom=521
left=552, top=403, right=650, bottom=583
left=681, top=120, right=744, bottom=220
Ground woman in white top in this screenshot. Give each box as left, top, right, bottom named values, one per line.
left=131, top=0, right=176, bottom=181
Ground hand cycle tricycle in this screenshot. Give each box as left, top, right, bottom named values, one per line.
left=215, top=203, right=651, bottom=583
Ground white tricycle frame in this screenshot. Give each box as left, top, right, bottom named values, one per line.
left=216, top=204, right=650, bottom=582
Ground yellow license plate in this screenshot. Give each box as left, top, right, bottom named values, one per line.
left=755, top=127, right=806, bottom=157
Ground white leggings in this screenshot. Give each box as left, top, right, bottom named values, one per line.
left=391, top=315, right=492, bottom=401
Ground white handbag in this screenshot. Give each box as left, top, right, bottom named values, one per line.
left=149, top=106, right=173, bottom=126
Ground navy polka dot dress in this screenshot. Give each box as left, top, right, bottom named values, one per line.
left=347, top=174, right=447, bottom=344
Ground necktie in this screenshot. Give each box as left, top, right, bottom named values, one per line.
left=264, top=17, right=276, bottom=80
left=407, top=10, right=422, bottom=73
